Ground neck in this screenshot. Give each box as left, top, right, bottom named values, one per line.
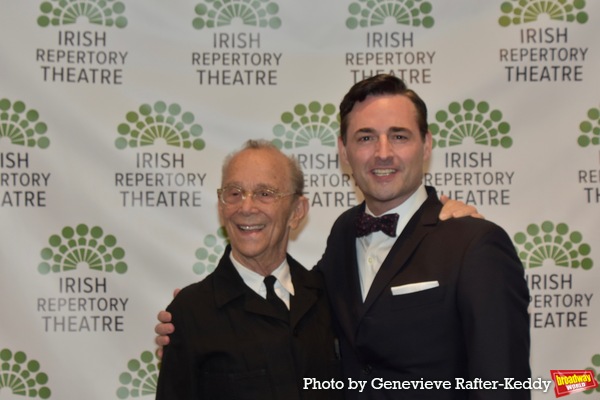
left=365, top=186, right=421, bottom=216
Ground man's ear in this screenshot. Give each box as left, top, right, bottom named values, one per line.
left=423, top=131, right=433, bottom=162
left=338, top=135, right=349, bottom=165
left=217, top=202, right=226, bottom=227
left=289, top=196, right=309, bottom=230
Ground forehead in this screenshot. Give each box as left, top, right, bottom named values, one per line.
left=348, top=94, right=418, bottom=129
left=223, top=148, right=290, bottom=188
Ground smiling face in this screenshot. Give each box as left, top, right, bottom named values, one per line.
left=339, top=94, right=432, bottom=216
left=218, top=147, right=308, bottom=275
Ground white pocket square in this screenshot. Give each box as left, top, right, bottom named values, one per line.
left=391, top=281, right=439, bottom=295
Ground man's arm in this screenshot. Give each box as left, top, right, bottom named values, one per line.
left=155, top=310, right=174, bottom=358
left=155, top=289, right=179, bottom=359
left=155, top=301, right=196, bottom=399
left=458, top=224, right=531, bottom=399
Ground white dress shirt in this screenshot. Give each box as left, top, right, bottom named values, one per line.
left=356, top=184, right=428, bottom=301
left=230, top=253, right=295, bottom=309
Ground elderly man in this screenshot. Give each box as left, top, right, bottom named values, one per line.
left=155, top=140, right=341, bottom=400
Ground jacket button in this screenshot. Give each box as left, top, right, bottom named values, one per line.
left=363, top=364, right=372, bottom=374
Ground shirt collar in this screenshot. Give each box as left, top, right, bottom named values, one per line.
left=229, top=253, right=295, bottom=297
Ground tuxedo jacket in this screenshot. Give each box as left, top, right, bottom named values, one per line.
left=155, top=246, right=342, bottom=400
left=316, top=187, right=531, bottom=399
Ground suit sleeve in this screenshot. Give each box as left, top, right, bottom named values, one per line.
left=155, top=299, right=198, bottom=400
left=456, top=224, right=531, bottom=400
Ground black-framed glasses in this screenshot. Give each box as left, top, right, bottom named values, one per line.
left=217, top=185, right=298, bottom=205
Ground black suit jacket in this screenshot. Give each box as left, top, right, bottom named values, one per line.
left=317, top=187, right=531, bottom=399
left=156, top=246, right=342, bottom=400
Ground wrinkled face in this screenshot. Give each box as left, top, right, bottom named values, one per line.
left=218, top=148, right=307, bottom=273
left=339, top=94, right=432, bottom=216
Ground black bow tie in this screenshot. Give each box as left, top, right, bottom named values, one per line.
left=355, top=212, right=399, bottom=237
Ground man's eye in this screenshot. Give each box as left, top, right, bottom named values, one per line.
left=228, top=189, right=242, bottom=198
left=257, top=190, right=275, bottom=198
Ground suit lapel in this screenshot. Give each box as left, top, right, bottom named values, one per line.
left=213, top=247, right=322, bottom=325
left=213, top=246, right=285, bottom=321
left=359, top=189, right=442, bottom=317
left=333, top=205, right=369, bottom=338
left=288, top=257, right=320, bottom=329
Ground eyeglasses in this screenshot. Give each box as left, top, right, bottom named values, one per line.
left=217, top=185, right=299, bottom=205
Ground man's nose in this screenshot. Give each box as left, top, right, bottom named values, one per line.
left=376, top=135, right=392, bottom=159
left=239, top=192, right=258, bottom=212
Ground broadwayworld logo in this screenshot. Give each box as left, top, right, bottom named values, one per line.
left=429, top=100, right=512, bottom=149
left=498, top=0, right=588, bottom=27
left=346, top=0, right=435, bottom=29
left=578, top=106, right=600, bottom=148
left=192, top=0, right=281, bottom=30
left=551, top=369, right=598, bottom=397
left=513, top=221, right=593, bottom=270
left=0, top=99, right=50, bottom=149
left=0, top=348, right=51, bottom=398
left=271, top=102, right=339, bottom=150
left=37, top=0, right=128, bottom=28
left=116, top=351, right=160, bottom=399
left=38, top=224, right=128, bottom=274
left=194, top=228, right=229, bottom=275
left=115, top=102, right=206, bottom=151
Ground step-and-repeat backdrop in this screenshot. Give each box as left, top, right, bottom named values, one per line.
left=1, top=1, right=598, bottom=399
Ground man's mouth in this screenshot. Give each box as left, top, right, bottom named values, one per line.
left=237, top=224, right=265, bottom=231
left=372, top=168, right=396, bottom=177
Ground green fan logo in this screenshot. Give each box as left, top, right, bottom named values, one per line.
left=0, top=348, right=51, bottom=398
left=192, top=0, right=281, bottom=30
left=116, top=351, right=159, bottom=398
left=37, top=0, right=127, bottom=28
left=578, top=106, right=600, bottom=148
left=115, top=102, right=205, bottom=151
left=346, top=0, right=434, bottom=30
left=429, top=100, right=512, bottom=149
left=0, top=99, right=49, bottom=149
left=513, top=221, right=593, bottom=270
left=193, top=227, right=229, bottom=275
left=271, top=102, right=339, bottom=150
left=38, top=224, right=128, bottom=274
left=498, top=0, right=588, bottom=27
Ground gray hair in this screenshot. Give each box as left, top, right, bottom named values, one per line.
left=222, top=139, right=304, bottom=195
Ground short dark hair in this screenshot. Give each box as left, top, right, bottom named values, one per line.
left=339, top=74, right=429, bottom=143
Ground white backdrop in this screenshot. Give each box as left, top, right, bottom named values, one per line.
left=0, top=1, right=598, bottom=399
